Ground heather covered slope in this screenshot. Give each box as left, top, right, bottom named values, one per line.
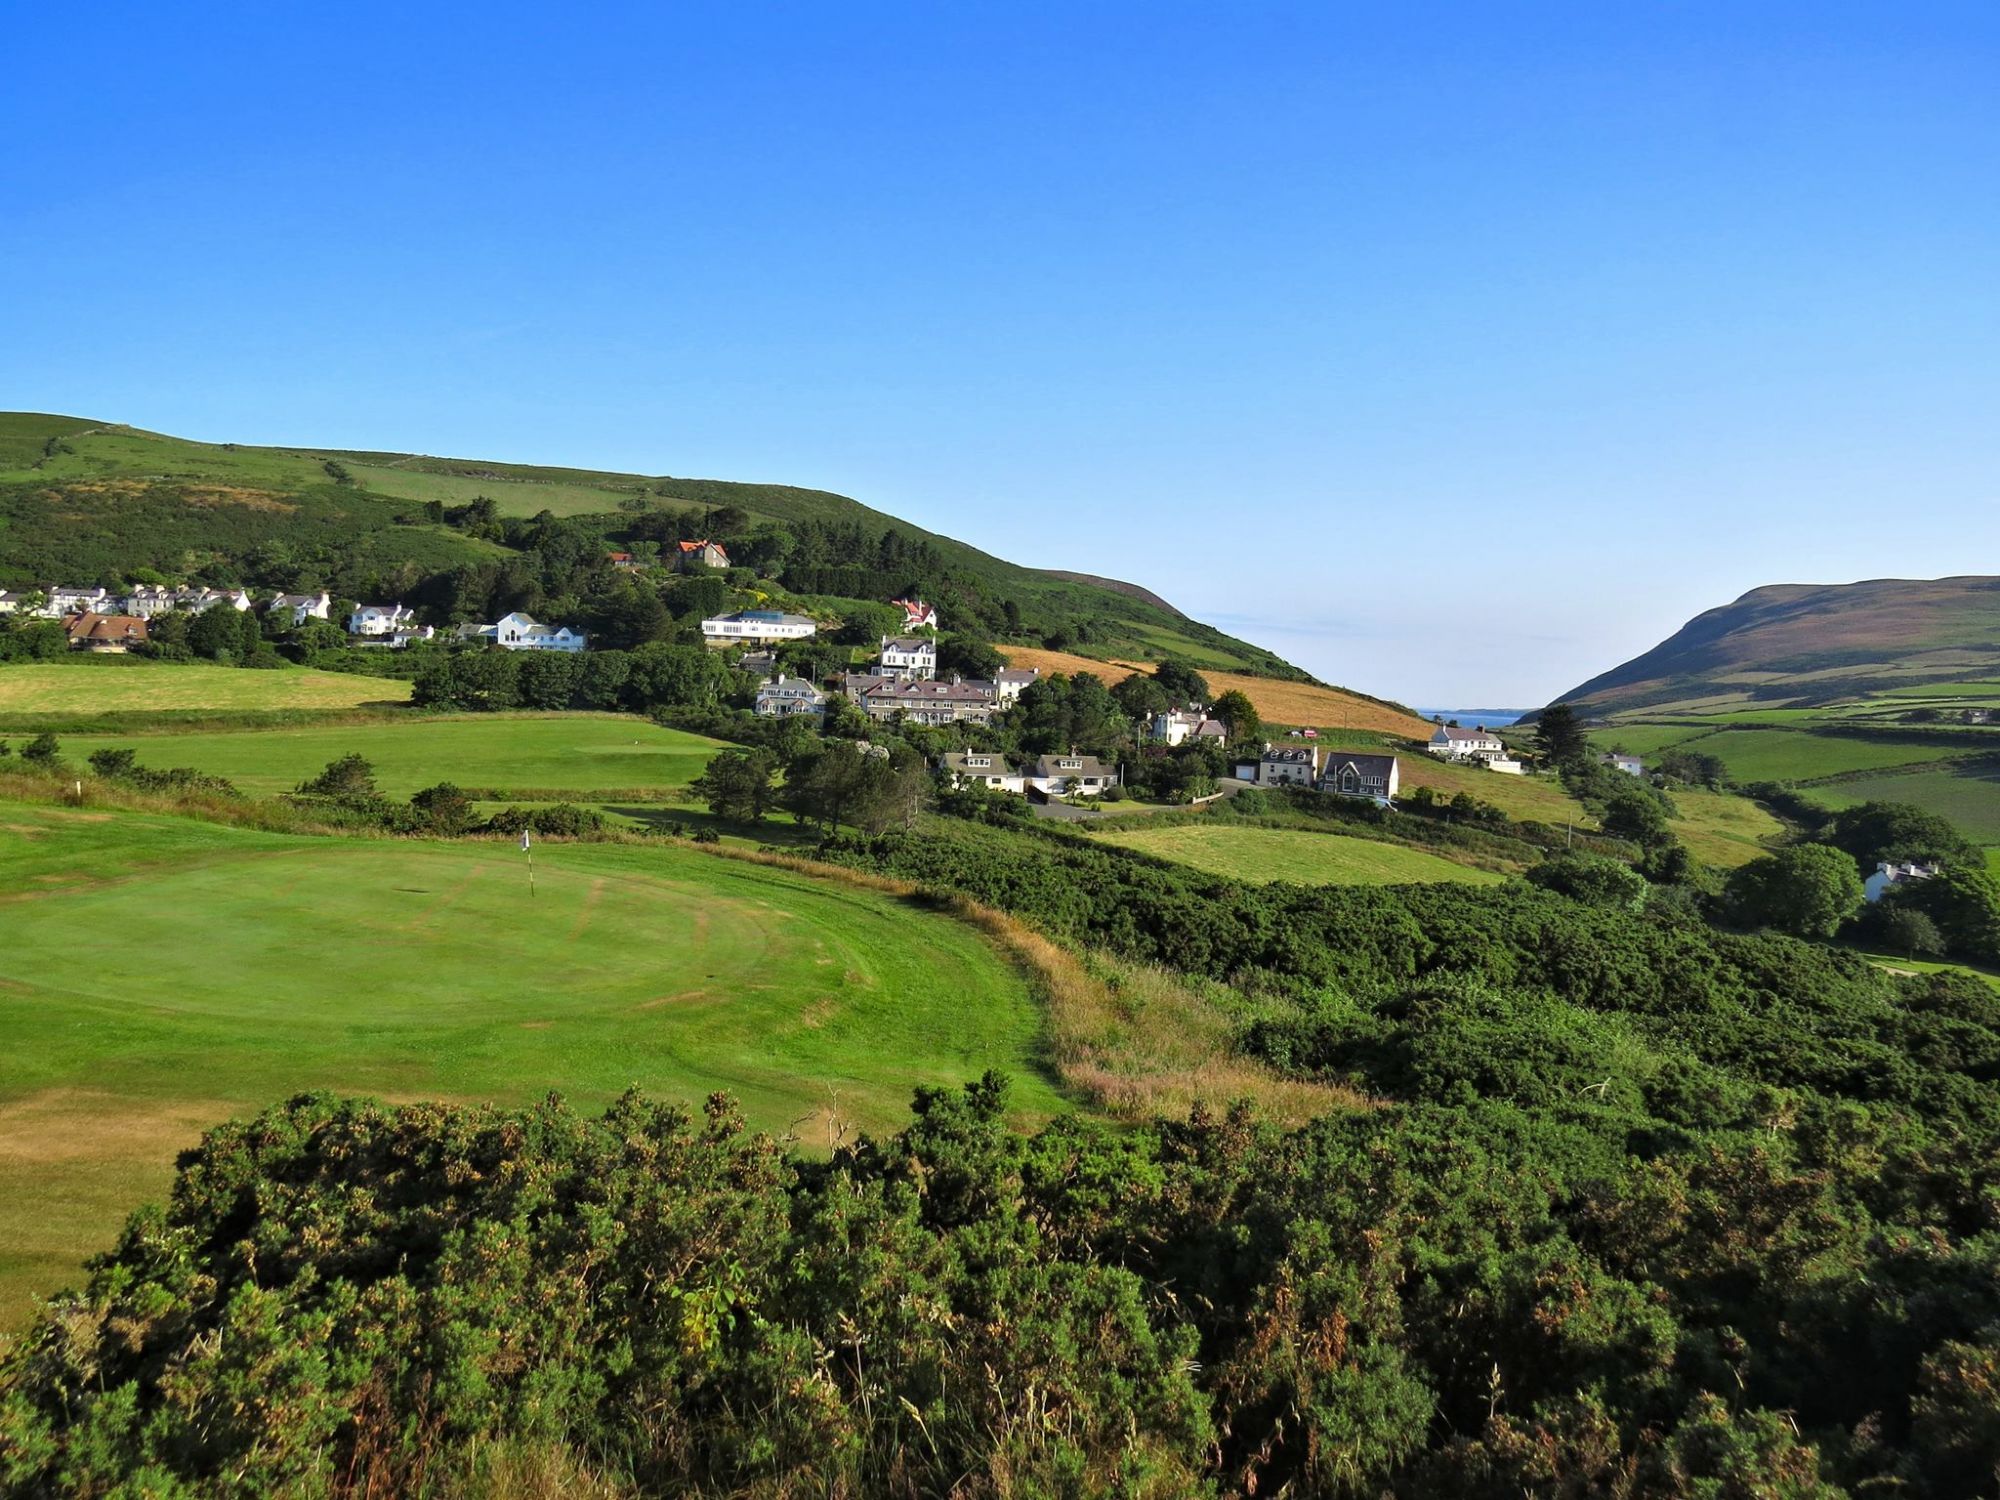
left=1554, top=575, right=2000, bottom=716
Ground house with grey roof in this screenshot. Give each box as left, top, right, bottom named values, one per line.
left=1320, top=753, right=1401, bottom=806
left=993, top=667, right=1040, bottom=703
left=853, top=674, right=998, bottom=726
left=701, top=609, right=816, bottom=644
left=755, top=674, right=827, bottom=722
left=1428, top=724, right=1506, bottom=761
left=878, top=634, right=937, bottom=680
left=1025, top=753, right=1120, bottom=798
left=940, top=751, right=1025, bottom=794
left=1258, top=743, right=1320, bottom=787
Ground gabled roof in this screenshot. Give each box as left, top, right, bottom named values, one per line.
left=880, top=635, right=936, bottom=654
left=64, top=611, right=147, bottom=642
left=1433, top=724, right=1501, bottom=741
left=941, top=751, right=1021, bottom=776
left=1322, top=752, right=1399, bottom=779
left=1030, top=753, right=1113, bottom=777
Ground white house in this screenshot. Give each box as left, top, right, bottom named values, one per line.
left=940, top=751, right=1025, bottom=794
left=47, top=585, right=110, bottom=616
left=878, top=635, right=938, bottom=681
left=268, top=591, right=332, bottom=627
left=350, top=603, right=417, bottom=637
left=175, top=587, right=252, bottom=614
left=893, top=597, right=939, bottom=631
left=114, top=584, right=177, bottom=619
left=1484, top=756, right=1526, bottom=775
left=1865, top=861, right=1939, bottom=904
left=388, top=627, right=437, bottom=649
left=0, top=590, right=33, bottom=615
left=493, top=611, right=587, bottom=652
left=1606, top=753, right=1645, bottom=777
left=1258, top=743, right=1320, bottom=787
left=1428, top=724, right=1507, bottom=761
left=1321, top=753, right=1401, bottom=806
left=1026, top=753, right=1120, bottom=798
left=755, top=674, right=827, bottom=721
left=993, top=667, right=1039, bottom=703
left=701, top=609, right=817, bottom=644
left=1152, top=707, right=1226, bottom=746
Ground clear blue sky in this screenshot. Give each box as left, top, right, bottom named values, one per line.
left=5, top=3, right=1996, bottom=705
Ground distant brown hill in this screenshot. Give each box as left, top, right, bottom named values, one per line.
left=1552, top=575, right=2000, bottom=717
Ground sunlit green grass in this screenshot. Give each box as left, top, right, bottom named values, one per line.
left=0, top=803, right=1058, bottom=1321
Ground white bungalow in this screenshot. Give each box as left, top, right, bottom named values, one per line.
left=701, top=609, right=817, bottom=644
left=493, top=611, right=587, bottom=652
left=1025, top=753, right=1120, bottom=798
left=940, top=751, right=1026, bottom=794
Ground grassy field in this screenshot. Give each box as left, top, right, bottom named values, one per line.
left=0, top=661, right=411, bottom=717
left=1397, top=755, right=1595, bottom=827
left=1094, top=823, right=1505, bottom=887
left=1689, top=728, right=1971, bottom=783
left=997, top=645, right=1434, bottom=738
left=1667, top=788, right=1784, bottom=868
left=1586, top=723, right=1737, bottom=756
left=1810, top=765, right=2000, bottom=845
left=62, top=713, right=724, bottom=799
left=0, top=803, right=1059, bottom=1322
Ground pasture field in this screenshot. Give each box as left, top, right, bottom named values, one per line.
left=1094, top=822, right=1505, bottom=887
left=996, top=646, right=1434, bottom=739
left=0, top=660, right=410, bottom=717
left=1397, top=754, right=1595, bottom=827
left=1690, top=728, right=1970, bottom=783
left=0, top=803, right=1057, bottom=1321
left=63, top=712, right=724, bottom=799
left=1808, top=765, right=2000, bottom=845
left=1666, top=788, right=1784, bottom=868
left=1586, top=723, right=1729, bottom=756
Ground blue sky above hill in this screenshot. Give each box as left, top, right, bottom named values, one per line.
left=4, top=2, right=1996, bottom=702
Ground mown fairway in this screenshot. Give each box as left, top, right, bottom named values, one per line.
left=64, top=712, right=724, bottom=799
left=1096, top=822, right=1505, bottom=887
left=0, top=804, right=1057, bottom=1320
left=0, top=660, right=411, bottom=716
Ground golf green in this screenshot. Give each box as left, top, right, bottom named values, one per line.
left=0, top=804, right=1059, bottom=1322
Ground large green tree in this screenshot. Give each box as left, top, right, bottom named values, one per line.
left=1725, top=844, right=1865, bottom=938
left=1534, top=702, right=1588, bottom=768
left=690, top=748, right=778, bottom=822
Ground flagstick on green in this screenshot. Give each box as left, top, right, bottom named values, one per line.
left=522, top=828, right=536, bottom=899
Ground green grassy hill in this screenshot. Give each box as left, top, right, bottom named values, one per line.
left=0, top=412, right=1301, bottom=676
left=1552, top=575, right=2000, bottom=717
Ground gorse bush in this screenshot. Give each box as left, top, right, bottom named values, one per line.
left=4, top=1070, right=1997, bottom=1497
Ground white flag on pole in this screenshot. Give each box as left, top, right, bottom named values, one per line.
left=520, top=829, right=532, bottom=851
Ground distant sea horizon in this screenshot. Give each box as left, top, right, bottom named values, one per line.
left=1416, top=709, right=1530, bottom=726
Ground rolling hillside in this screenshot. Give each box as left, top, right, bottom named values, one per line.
left=0, top=412, right=1300, bottom=678
left=1552, top=575, right=2000, bottom=717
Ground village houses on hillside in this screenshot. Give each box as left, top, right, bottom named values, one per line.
left=878, top=635, right=937, bottom=681
left=674, top=539, right=731, bottom=571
